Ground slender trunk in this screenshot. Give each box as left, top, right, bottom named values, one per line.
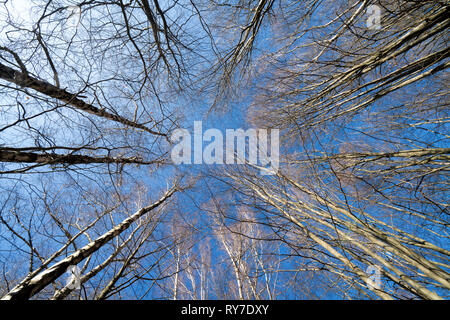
left=1, top=187, right=176, bottom=300
left=0, top=63, right=165, bottom=137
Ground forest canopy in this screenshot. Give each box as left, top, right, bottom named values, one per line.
left=0, top=0, right=448, bottom=300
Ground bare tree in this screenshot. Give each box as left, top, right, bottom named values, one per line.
left=0, top=0, right=200, bottom=300
left=1, top=0, right=448, bottom=301
left=206, top=0, right=449, bottom=299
